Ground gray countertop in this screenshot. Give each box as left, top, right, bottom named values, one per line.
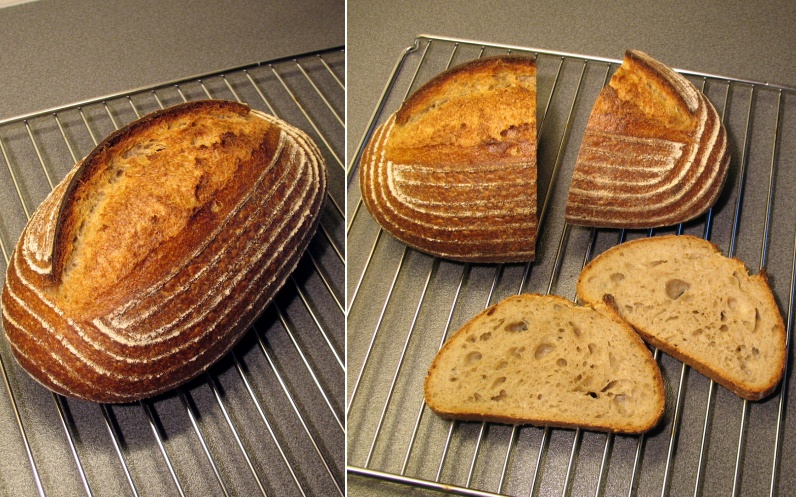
left=0, top=0, right=344, bottom=120
left=347, top=2, right=796, bottom=496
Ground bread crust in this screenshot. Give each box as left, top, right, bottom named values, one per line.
left=424, top=294, right=665, bottom=433
left=565, top=50, right=730, bottom=228
left=578, top=235, right=786, bottom=401
left=0, top=100, right=326, bottom=403
left=360, top=55, right=538, bottom=263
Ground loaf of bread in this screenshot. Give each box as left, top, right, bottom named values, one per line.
left=359, top=55, right=538, bottom=262
left=424, top=294, right=665, bottom=433
left=0, top=100, right=326, bottom=403
left=577, top=235, right=786, bottom=400
left=565, top=50, right=730, bottom=228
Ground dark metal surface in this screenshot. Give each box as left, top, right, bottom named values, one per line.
left=0, top=47, right=345, bottom=497
left=347, top=35, right=796, bottom=497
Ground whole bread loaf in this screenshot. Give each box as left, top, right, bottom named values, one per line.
left=359, top=55, right=538, bottom=262
left=565, top=50, right=730, bottom=228
left=577, top=235, right=786, bottom=400
left=424, top=294, right=665, bottom=433
left=1, top=100, right=326, bottom=403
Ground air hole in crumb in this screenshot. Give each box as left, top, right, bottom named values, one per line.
left=587, top=391, right=598, bottom=399
left=588, top=343, right=597, bottom=355
left=610, top=272, right=625, bottom=283
left=480, top=332, right=492, bottom=341
left=496, top=360, right=508, bottom=370
left=505, top=320, right=529, bottom=332
left=492, top=377, right=507, bottom=388
left=556, top=358, right=567, bottom=367
left=720, top=325, right=728, bottom=332
left=491, top=390, right=508, bottom=401
left=614, top=394, right=629, bottom=414
left=508, top=347, right=525, bottom=359
left=666, top=279, right=690, bottom=300
left=534, top=343, right=555, bottom=359
left=465, top=351, right=482, bottom=365
left=601, top=380, right=617, bottom=392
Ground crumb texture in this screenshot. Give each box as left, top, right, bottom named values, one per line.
left=424, top=294, right=664, bottom=433
left=577, top=235, right=786, bottom=400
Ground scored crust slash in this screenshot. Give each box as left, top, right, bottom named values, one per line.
left=0, top=99, right=327, bottom=403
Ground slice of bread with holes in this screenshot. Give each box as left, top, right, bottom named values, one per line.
left=424, top=294, right=665, bottom=433
left=577, top=235, right=786, bottom=401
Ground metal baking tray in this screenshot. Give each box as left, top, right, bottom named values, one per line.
left=347, top=35, right=796, bottom=497
left=0, top=46, right=344, bottom=496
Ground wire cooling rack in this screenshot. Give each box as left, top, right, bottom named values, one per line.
left=347, top=35, right=796, bottom=497
left=0, top=46, right=344, bottom=496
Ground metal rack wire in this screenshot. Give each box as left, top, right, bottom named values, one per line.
left=347, top=35, right=796, bottom=497
left=0, top=46, right=345, bottom=496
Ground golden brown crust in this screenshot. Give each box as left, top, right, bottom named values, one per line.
left=565, top=50, right=730, bottom=228
left=1, top=100, right=326, bottom=403
left=360, top=55, right=538, bottom=263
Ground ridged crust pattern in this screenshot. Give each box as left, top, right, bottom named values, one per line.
left=565, top=50, right=730, bottom=228
left=0, top=100, right=326, bottom=403
left=359, top=55, right=538, bottom=262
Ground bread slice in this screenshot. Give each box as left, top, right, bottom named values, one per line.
left=359, top=55, right=538, bottom=262
left=424, top=294, right=665, bottom=433
left=1, top=100, right=326, bottom=403
left=565, top=50, right=730, bottom=228
left=577, top=235, right=786, bottom=400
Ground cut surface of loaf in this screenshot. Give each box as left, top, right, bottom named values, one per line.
left=360, top=55, right=538, bottom=262
left=577, top=235, right=786, bottom=400
left=1, top=100, right=326, bottom=403
left=424, top=294, right=665, bottom=433
left=565, top=50, right=730, bottom=228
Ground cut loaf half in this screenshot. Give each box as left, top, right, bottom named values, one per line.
left=565, top=50, right=730, bottom=228
left=577, top=235, right=786, bottom=400
left=424, top=294, right=665, bottom=433
left=359, top=55, right=538, bottom=262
